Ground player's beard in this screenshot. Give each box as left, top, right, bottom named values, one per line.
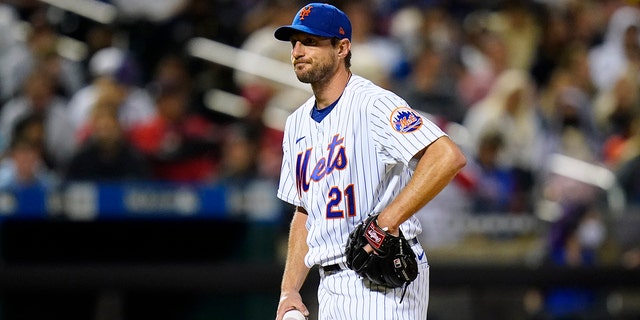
left=294, top=56, right=338, bottom=84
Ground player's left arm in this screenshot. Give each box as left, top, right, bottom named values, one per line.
left=376, top=136, right=466, bottom=235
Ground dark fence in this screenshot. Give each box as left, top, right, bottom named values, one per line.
left=0, top=183, right=638, bottom=319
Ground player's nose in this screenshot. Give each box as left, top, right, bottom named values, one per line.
left=291, top=41, right=305, bottom=59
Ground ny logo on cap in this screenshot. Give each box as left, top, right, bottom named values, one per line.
left=299, top=5, right=313, bottom=20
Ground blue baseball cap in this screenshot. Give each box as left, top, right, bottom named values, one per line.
left=274, top=3, right=352, bottom=41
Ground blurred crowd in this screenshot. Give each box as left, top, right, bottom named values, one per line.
left=1, top=0, right=640, bottom=317
left=0, top=0, right=639, bottom=240
left=0, top=1, right=637, bottom=232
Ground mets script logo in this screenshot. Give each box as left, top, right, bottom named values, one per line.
left=390, top=107, right=422, bottom=133
left=296, top=134, right=348, bottom=197
left=299, top=5, right=312, bottom=20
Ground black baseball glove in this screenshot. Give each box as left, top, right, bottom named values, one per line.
left=345, top=214, right=418, bottom=289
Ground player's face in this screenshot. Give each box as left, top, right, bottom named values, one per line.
left=289, top=33, right=340, bottom=84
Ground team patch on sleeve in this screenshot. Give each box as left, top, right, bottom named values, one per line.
left=389, top=107, right=423, bottom=133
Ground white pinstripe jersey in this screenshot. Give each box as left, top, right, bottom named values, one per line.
left=277, top=75, right=446, bottom=268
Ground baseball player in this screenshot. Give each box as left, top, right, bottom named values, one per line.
left=274, top=3, right=466, bottom=320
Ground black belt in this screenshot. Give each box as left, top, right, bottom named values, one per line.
left=321, top=238, right=419, bottom=273
left=320, top=263, right=344, bottom=272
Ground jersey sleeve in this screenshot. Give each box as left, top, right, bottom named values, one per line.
left=368, top=95, right=447, bottom=168
left=276, top=116, right=303, bottom=207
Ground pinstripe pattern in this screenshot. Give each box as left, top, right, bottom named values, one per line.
left=277, top=74, right=443, bottom=318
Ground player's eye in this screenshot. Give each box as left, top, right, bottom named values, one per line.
left=291, top=36, right=327, bottom=48
left=304, top=38, right=317, bottom=45
left=291, top=39, right=314, bottom=48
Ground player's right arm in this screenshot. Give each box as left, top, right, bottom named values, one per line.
left=276, top=206, right=311, bottom=320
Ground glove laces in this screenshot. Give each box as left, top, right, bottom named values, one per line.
left=399, top=282, right=409, bottom=303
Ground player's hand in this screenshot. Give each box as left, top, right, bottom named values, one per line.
left=276, top=291, right=309, bottom=320
left=375, top=214, right=400, bottom=236
left=362, top=217, right=400, bottom=254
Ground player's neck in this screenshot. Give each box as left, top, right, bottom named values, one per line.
left=312, top=68, right=352, bottom=110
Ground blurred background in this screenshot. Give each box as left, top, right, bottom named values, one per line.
left=0, top=0, right=639, bottom=319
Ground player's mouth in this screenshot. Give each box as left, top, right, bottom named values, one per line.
left=293, top=59, right=310, bottom=68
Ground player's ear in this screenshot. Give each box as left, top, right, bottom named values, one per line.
left=338, top=39, right=351, bottom=58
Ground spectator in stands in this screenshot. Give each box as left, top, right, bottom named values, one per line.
left=150, top=54, right=193, bottom=94
left=540, top=86, right=602, bottom=164
left=463, top=69, right=541, bottom=164
left=0, top=137, right=57, bottom=190
left=233, top=62, right=287, bottom=182
left=111, top=0, right=191, bottom=80
left=67, top=46, right=156, bottom=142
left=393, top=42, right=466, bottom=124
left=389, top=5, right=458, bottom=71
left=594, top=55, right=640, bottom=169
left=255, top=121, right=285, bottom=182
left=0, top=68, right=75, bottom=170
left=485, top=0, right=540, bottom=72
left=217, top=123, right=260, bottom=185
left=129, top=58, right=221, bottom=182
left=64, top=100, right=150, bottom=182
left=463, top=69, right=542, bottom=212
left=529, top=8, right=570, bottom=89
left=24, top=11, right=86, bottom=98
left=466, top=129, right=522, bottom=214
left=1, top=8, right=84, bottom=103
left=0, top=4, right=29, bottom=104
left=537, top=41, right=596, bottom=126
left=342, top=0, right=407, bottom=88
left=588, top=5, right=640, bottom=92
left=456, top=11, right=508, bottom=108
left=0, top=115, right=58, bottom=190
